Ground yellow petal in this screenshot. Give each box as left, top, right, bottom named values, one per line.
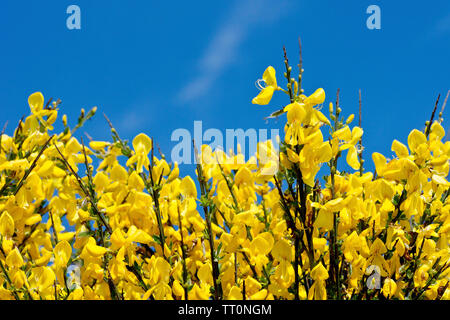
left=93, top=171, right=109, bottom=192
left=304, top=88, right=325, bottom=106
left=0, top=211, right=14, bottom=238
left=235, top=167, right=253, bottom=185
left=317, top=142, right=332, bottom=163
left=172, top=280, right=185, bottom=298
left=127, top=225, right=152, bottom=244
left=227, top=286, right=243, bottom=300
left=372, top=152, right=387, bottom=176
left=249, top=236, right=270, bottom=256
left=252, top=86, right=275, bottom=105
left=24, top=214, right=41, bottom=226
left=310, top=263, right=329, bottom=281
left=314, top=110, right=331, bottom=125
left=28, top=92, right=44, bottom=113
left=111, top=229, right=127, bottom=250
left=430, top=122, right=445, bottom=139
left=407, top=129, right=427, bottom=153
left=37, top=267, right=56, bottom=292
left=287, top=148, right=300, bottom=163
left=180, top=176, right=197, bottom=198
left=346, top=145, right=360, bottom=170
left=432, top=174, right=449, bottom=186
left=85, top=237, right=107, bottom=257
left=262, top=66, right=277, bottom=87
left=89, top=141, right=110, bottom=151
left=382, top=278, right=397, bottom=298
left=314, top=209, right=333, bottom=230
left=133, top=133, right=152, bottom=154
left=391, top=140, right=409, bottom=158
left=58, top=232, right=75, bottom=242
left=249, top=289, right=268, bottom=300
left=54, top=240, right=72, bottom=268
left=6, top=248, right=24, bottom=268
left=272, top=239, right=292, bottom=261
left=350, top=126, right=364, bottom=145
left=286, top=102, right=307, bottom=124
left=34, top=249, right=53, bottom=266
left=155, top=257, right=171, bottom=283
left=333, top=126, right=352, bottom=141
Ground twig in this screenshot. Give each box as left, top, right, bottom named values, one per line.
left=438, top=90, right=449, bottom=122
left=414, top=262, right=449, bottom=300
left=0, top=135, right=54, bottom=196
left=283, top=46, right=294, bottom=103
left=54, top=144, right=112, bottom=234
left=358, top=89, right=363, bottom=176
left=0, top=259, right=20, bottom=300
left=425, top=94, right=440, bottom=137
left=193, top=139, right=222, bottom=300
left=49, top=211, right=59, bottom=244
left=44, top=97, right=53, bottom=109
left=297, top=37, right=304, bottom=95
left=177, top=205, right=189, bottom=300
left=0, top=121, right=8, bottom=153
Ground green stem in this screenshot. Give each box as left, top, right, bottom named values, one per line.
left=193, top=141, right=222, bottom=300
left=0, top=259, right=20, bottom=300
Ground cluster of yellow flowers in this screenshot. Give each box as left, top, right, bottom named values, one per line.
left=0, top=52, right=449, bottom=300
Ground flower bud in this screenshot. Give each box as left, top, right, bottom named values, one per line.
left=346, top=114, right=355, bottom=124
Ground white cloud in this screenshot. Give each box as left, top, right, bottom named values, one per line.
left=118, top=111, right=146, bottom=133
left=177, top=0, right=290, bottom=103
left=431, top=12, right=450, bottom=37
left=116, top=99, right=154, bottom=134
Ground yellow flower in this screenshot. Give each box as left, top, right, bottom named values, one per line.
left=414, top=265, right=430, bottom=288
left=382, top=278, right=397, bottom=298
left=89, top=141, right=110, bottom=151
left=304, top=88, right=325, bottom=106
left=0, top=50, right=449, bottom=301
left=28, top=92, right=44, bottom=114
left=310, top=263, right=329, bottom=281
left=126, top=133, right=152, bottom=173
left=252, top=66, right=278, bottom=105
left=391, top=140, right=409, bottom=158
left=0, top=211, right=14, bottom=238
left=83, top=237, right=108, bottom=257
left=407, top=129, right=427, bottom=154
left=54, top=240, right=72, bottom=269
left=179, top=176, right=197, bottom=198
left=6, top=248, right=24, bottom=268
left=308, top=263, right=328, bottom=300
left=30, top=267, right=56, bottom=292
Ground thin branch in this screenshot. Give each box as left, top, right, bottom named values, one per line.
left=0, top=259, right=20, bottom=300
left=0, top=121, right=8, bottom=153
left=283, top=46, right=294, bottom=103
left=297, top=37, right=304, bottom=95
left=358, top=89, right=363, bottom=175
left=44, top=97, right=53, bottom=110
left=438, top=90, right=449, bottom=122
left=0, top=135, right=54, bottom=196
left=54, top=144, right=112, bottom=234
left=193, top=139, right=222, bottom=300
left=425, top=94, right=440, bottom=137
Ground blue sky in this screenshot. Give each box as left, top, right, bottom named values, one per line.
left=1, top=0, right=449, bottom=179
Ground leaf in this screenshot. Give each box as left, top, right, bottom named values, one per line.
left=264, top=107, right=286, bottom=120
left=152, top=235, right=161, bottom=245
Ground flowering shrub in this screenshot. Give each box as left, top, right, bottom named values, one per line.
left=0, top=49, right=449, bottom=300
